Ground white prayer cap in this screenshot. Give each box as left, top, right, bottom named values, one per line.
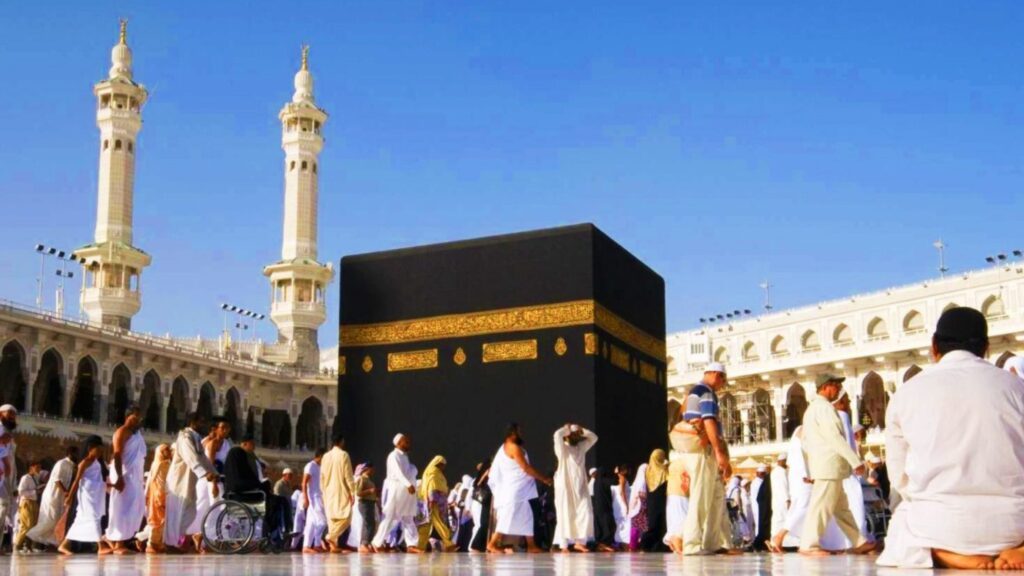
left=569, top=424, right=581, bottom=433
left=865, top=453, right=881, bottom=464
left=705, top=362, right=727, bottom=375
left=0, top=404, right=16, bottom=414
left=777, top=452, right=788, bottom=461
left=756, top=465, right=767, bottom=473
left=393, top=433, right=406, bottom=447
left=589, top=468, right=597, bottom=475
left=282, top=468, right=295, bottom=475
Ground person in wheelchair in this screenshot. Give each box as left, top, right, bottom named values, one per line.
left=223, top=436, right=290, bottom=540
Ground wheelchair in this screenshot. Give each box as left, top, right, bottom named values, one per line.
left=201, top=489, right=288, bottom=554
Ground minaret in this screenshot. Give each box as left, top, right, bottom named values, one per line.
left=76, top=20, right=152, bottom=330
left=263, top=46, right=334, bottom=369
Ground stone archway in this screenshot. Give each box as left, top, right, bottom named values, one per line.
left=859, top=371, right=888, bottom=429
left=784, top=384, right=808, bottom=439
left=33, top=348, right=64, bottom=417
left=0, top=341, right=28, bottom=411
left=719, top=393, right=742, bottom=444
left=903, top=365, right=923, bottom=383
left=751, top=388, right=775, bottom=443
left=108, top=364, right=132, bottom=426
left=139, top=370, right=162, bottom=430
left=224, top=387, right=242, bottom=442
left=70, top=356, right=99, bottom=422
left=261, top=409, right=291, bottom=449
left=296, top=396, right=325, bottom=451
left=197, top=382, right=216, bottom=423
left=166, top=377, right=190, bottom=434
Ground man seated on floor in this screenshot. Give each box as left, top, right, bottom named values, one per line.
left=224, top=435, right=289, bottom=539
left=879, top=307, right=1024, bottom=570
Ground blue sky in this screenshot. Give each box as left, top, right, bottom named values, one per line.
left=1, top=1, right=1021, bottom=346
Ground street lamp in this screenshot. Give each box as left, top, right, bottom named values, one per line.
left=34, top=244, right=78, bottom=315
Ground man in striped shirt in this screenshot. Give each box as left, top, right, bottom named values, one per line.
left=682, top=362, right=735, bottom=555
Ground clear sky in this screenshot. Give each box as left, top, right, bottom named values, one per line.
left=1, top=1, right=1021, bottom=347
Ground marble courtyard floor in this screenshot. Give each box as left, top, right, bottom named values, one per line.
left=0, top=552, right=980, bottom=576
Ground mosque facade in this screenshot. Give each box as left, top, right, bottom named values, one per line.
left=666, top=265, right=1024, bottom=462
left=0, top=23, right=334, bottom=469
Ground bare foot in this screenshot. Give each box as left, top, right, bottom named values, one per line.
left=933, top=548, right=997, bottom=570
left=769, top=531, right=787, bottom=553
left=799, top=548, right=833, bottom=557
left=407, top=546, right=423, bottom=554
left=303, top=547, right=320, bottom=554
left=526, top=546, right=544, bottom=554
left=996, top=546, right=1024, bottom=570
left=486, top=544, right=505, bottom=554
left=58, top=543, right=74, bottom=556
left=358, top=545, right=372, bottom=553
left=848, top=541, right=877, bottom=555
left=597, top=543, right=616, bottom=553
left=572, top=543, right=590, bottom=554
left=113, top=546, right=137, bottom=555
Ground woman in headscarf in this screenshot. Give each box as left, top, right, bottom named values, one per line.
left=640, top=449, right=669, bottom=551
left=628, top=463, right=648, bottom=551
left=143, top=444, right=172, bottom=554
left=417, top=455, right=457, bottom=552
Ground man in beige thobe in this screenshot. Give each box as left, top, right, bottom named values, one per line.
left=320, top=433, right=355, bottom=553
left=163, top=413, right=219, bottom=551
left=799, top=373, right=874, bottom=556
left=682, top=362, right=733, bottom=555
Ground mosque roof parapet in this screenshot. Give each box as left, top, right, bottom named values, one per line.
left=674, top=264, right=1024, bottom=338
left=0, top=299, right=336, bottom=385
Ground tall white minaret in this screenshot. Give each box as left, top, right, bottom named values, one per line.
left=264, top=46, right=334, bottom=369
left=76, top=20, right=152, bottom=330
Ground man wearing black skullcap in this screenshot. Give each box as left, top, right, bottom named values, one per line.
left=879, top=307, right=1024, bottom=570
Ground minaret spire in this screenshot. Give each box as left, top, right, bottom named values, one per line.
left=264, top=45, right=333, bottom=369
left=76, top=19, right=151, bottom=330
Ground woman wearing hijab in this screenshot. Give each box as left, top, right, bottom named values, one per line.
left=628, top=463, right=648, bottom=551
left=418, top=455, right=457, bottom=552
left=143, top=444, right=172, bottom=554
left=640, top=449, right=669, bottom=551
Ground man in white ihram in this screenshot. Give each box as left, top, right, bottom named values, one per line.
left=371, top=433, right=422, bottom=553
left=879, top=307, right=1024, bottom=570
left=487, top=423, right=552, bottom=554
left=769, top=453, right=789, bottom=540
left=551, top=423, right=598, bottom=553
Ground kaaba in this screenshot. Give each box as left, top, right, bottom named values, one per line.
left=336, top=224, right=667, bottom=476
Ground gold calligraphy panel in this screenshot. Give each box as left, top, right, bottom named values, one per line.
left=482, top=339, right=538, bottom=363
left=387, top=349, right=439, bottom=372
left=609, top=344, right=630, bottom=372
left=339, top=299, right=665, bottom=361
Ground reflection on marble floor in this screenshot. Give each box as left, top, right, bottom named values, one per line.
left=0, top=553, right=974, bottom=575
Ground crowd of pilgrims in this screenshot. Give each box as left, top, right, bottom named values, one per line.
left=0, top=398, right=891, bottom=558
left=2, top=307, right=1024, bottom=569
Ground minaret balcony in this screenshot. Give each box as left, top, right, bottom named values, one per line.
left=270, top=300, right=327, bottom=331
